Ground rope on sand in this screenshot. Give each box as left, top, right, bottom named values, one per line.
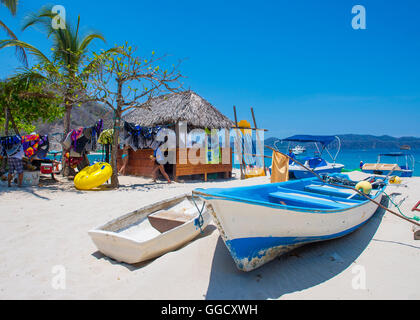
left=383, top=192, right=420, bottom=222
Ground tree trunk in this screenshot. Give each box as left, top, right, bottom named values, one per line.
left=63, top=104, right=72, bottom=137
left=110, top=109, right=121, bottom=188
left=61, top=103, right=73, bottom=177
left=1, top=107, right=10, bottom=172
left=4, top=106, right=10, bottom=135
left=110, top=81, right=124, bottom=188
left=105, top=144, right=110, bottom=163
left=77, top=153, right=90, bottom=171
left=8, top=109, right=20, bottom=136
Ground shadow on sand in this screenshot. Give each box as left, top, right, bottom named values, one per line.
left=205, top=197, right=390, bottom=299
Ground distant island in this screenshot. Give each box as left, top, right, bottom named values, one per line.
left=265, top=134, right=420, bottom=150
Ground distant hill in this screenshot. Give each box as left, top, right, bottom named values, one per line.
left=35, top=102, right=114, bottom=150
left=264, top=134, right=420, bottom=150
left=35, top=102, right=114, bottom=135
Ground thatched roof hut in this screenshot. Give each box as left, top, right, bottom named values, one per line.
left=123, top=90, right=234, bottom=129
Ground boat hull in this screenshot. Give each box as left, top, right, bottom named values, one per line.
left=290, top=163, right=345, bottom=179
left=203, top=192, right=382, bottom=271
left=88, top=194, right=211, bottom=264
left=362, top=169, right=413, bottom=177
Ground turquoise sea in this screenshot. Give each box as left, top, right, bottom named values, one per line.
left=78, top=148, right=420, bottom=177
left=237, top=148, right=420, bottom=177
left=264, top=148, right=420, bottom=177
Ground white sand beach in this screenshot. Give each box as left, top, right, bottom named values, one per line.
left=0, top=170, right=419, bottom=300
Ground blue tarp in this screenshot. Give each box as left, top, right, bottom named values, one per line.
left=282, top=135, right=336, bottom=146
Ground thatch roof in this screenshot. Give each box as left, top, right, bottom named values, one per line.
left=123, top=90, right=234, bottom=129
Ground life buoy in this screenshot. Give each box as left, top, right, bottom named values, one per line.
left=355, top=181, right=372, bottom=195
left=74, top=162, right=112, bottom=190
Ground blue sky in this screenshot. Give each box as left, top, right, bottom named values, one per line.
left=1, top=0, right=420, bottom=138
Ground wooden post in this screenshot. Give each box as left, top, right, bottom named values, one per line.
left=413, top=225, right=420, bottom=240
left=412, top=201, right=420, bottom=240
left=233, top=106, right=244, bottom=179
left=250, top=107, right=266, bottom=173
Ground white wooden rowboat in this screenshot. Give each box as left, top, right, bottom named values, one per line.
left=193, top=174, right=387, bottom=271
left=88, top=194, right=211, bottom=264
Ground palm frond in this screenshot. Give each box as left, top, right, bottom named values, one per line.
left=79, top=33, right=105, bottom=52
left=21, top=5, right=56, bottom=37
left=0, top=20, right=29, bottom=67
left=1, top=0, right=18, bottom=16
left=0, top=39, right=51, bottom=65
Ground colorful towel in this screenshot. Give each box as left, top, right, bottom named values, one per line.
left=22, top=134, right=49, bottom=159
left=70, top=128, right=84, bottom=150
left=22, top=134, right=41, bottom=158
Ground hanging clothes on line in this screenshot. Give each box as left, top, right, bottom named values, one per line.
left=62, top=119, right=104, bottom=156
left=98, top=129, right=115, bottom=163
left=0, top=135, right=22, bottom=157
left=121, top=121, right=164, bottom=151
left=22, top=134, right=49, bottom=159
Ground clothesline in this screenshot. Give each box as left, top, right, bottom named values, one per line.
left=62, top=119, right=103, bottom=157
left=121, top=121, right=167, bottom=151
left=0, top=134, right=49, bottom=159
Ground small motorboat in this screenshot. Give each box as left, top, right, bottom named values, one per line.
left=281, top=135, right=345, bottom=179
left=193, top=174, right=386, bottom=271
left=362, top=152, right=415, bottom=177
left=88, top=194, right=211, bottom=264
left=291, top=145, right=306, bottom=155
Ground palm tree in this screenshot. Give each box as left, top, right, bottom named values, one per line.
left=0, top=4, right=106, bottom=136
left=0, top=0, right=28, bottom=66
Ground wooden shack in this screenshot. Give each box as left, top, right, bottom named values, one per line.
left=117, top=90, right=234, bottom=181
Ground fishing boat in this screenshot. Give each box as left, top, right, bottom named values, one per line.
left=88, top=194, right=211, bottom=264
left=281, top=135, right=344, bottom=179
left=291, top=145, right=306, bottom=155
left=193, top=173, right=386, bottom=271
left=362, top=152, right=415, bottom=177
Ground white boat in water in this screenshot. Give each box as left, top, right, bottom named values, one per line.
left=282, top=135, right=345, bottom=179
left=291, top=145, right=306, bottom=154
left=362, top=152, right=415, bottom=177
left=88, top=194, right=211, bottom=264
left=193, top=174, right=386, bottom=271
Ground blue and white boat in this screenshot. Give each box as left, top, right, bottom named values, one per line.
left=280, top=135, right=344, bottom=179
left=193, top=174, right=386, bottom=271
left=361, top=152, right=415, bottom=177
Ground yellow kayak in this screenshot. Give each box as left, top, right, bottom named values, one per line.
left=74, top=162, right=112, bottom=190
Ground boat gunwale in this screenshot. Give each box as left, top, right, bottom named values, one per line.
left=194, top=181, right=386, bottom=214
left=88, top=193, right=207, bottom=244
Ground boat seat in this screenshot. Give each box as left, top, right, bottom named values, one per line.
left=304, top=184, right=359, bottom=199
left=148, top=210, right=192, bottom=233
left=268, top=191, right=351, bottom=209
left=268, top=185, right=362, bottom=209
